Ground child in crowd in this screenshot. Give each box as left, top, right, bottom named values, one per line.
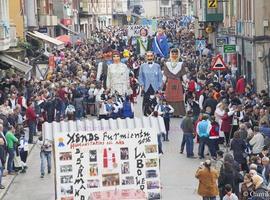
left=222, top=184, right=239, bottom=200
left=65, top=102, right=76, bottom=120
left=122, top=96, right=134, bottom=118
left=18, top=127, right=28, bottom=173
left=129, top=73, right=139, bottom=104
left=154, top=99, right=174, bottom=141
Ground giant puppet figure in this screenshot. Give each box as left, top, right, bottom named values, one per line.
left=138, top=51, right=163, bottom=115
left=152, top=26, right=169, bottom=58
left=106, top=51, right=131, bottom=96
left=136, top=28, right=152, bottom=57
left=163, top=48, right=188, bottom=117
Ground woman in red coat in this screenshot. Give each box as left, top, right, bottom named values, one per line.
left=235, top=76, right=246, bottom=95
left=221, top=108, right=233, bottom=146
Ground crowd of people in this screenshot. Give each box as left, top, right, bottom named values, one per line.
left=0, top=15, right=269, bottom=200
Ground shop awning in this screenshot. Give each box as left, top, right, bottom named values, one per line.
left=27, top=31, right=65, bottom=50
left=0, top=54, right=32, bottom=74
left=58, top=23, right=79, bottom=35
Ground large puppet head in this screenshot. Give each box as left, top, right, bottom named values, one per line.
left=139, top=28, right=148, bottom=37
left=112, top=50, right=121, bottom=64
left=170, top=48, right=180, bottom=62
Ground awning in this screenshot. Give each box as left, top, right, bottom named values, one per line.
left=0, top=54, right=32, bottom=74
left=27, top=31, right=65, bottom=50
left=58, top=23, right=79, bottom=35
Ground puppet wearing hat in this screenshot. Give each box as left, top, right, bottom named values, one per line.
left=163, top=48, right=188, bottom=117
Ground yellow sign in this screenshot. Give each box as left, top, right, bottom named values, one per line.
left=208, top=0, right=218, bottom=8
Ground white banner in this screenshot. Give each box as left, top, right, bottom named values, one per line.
left=128, top=19, right=157, bottom=37
left=54, top=128, right=161, bottom=200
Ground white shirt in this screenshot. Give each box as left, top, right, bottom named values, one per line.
left=106, top=63, right=130, bottom=96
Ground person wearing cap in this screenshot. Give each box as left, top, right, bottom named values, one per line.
left=136, top=28, right=152, bottom=57
left=195, top=160, right=219, bottom=199
left=138, top=51, right=163, bottom=116
left=152, top=26, right=169, bottom=58
left=163, top=48, right=188, bottom=117
left=96, top=47, right=113, bottom=89
left=106, top=50, right=131, bottom=96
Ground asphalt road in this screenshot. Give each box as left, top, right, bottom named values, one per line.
left=3, top=98, right=201, bottom=200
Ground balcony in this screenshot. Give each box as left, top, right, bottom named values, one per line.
left=39, top=15, right=58, bottom=27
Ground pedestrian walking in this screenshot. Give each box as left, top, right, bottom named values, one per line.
left=37, top=136, right=52, bottom=178
left=6, top=125, right=18, bottom=175
left=195, top=160, right=219, bottom=200
left=180, top=111, right=195, bottom=158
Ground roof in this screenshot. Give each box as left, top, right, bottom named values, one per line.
left=43, top=116, right=166, bottom=141
left=0, top=54, right=32, bottom=74
left=27, top=31, right=65, bottom=50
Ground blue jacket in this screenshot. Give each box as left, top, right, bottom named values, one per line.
left=138, top=63, right=163, bottom=92
left=152, top=35, right=169, bottom=58
left=197, top=120, right=212, bottom=138
left=260, top=126, right=270, bottom=137
left=122, top=101, right=134, bottom=118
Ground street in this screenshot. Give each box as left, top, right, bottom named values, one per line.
left=3, top=99, right=201, bottom=200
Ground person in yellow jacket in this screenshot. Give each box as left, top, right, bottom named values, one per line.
left=195, top=160, right=219, bottom=200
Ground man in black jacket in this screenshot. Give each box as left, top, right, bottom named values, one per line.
left=180, top=111, right=195, bottom=158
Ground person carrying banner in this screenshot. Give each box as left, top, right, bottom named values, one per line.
left=138, top=51, right=163, bottom=116
left=136, top=28, right=152, bottom=57
left=152, top=26, right=169, bottom=58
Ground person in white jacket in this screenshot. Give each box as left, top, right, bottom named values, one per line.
left=249, top=126, right=265, bottom=155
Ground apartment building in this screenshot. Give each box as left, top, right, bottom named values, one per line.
left=235, top=0, right=270, bottom=93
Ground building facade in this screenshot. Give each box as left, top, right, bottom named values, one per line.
left=0, top=0, right=10, bottom=51
left=235, top=0, right=270, bottom=93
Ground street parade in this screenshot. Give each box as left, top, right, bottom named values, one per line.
left=0, top=0, right=270, bottom=200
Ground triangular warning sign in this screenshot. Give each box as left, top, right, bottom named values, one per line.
left=211, top=55, right=227, bottom=70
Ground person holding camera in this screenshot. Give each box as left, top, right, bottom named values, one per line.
left=195, top=160, right=219, bottom=200
left=37, top=136, right=52, bottom=178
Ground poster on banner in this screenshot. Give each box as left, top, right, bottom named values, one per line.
left=128, top=19, right=157, bottom=37
left=54, top=128, right=161, bottom=200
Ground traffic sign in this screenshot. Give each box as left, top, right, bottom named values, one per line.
left=216, top=37, right=228, bottom=47
left=195, top=40, right=206, bottom=51
left=208, top=0, right=218, bottom=8
left=223, top=44, right=236, bottom=53
left=211, top=55, right=227, bottom=70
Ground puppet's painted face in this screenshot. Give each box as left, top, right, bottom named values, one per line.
left=146, top=52, right=154, bottom=62
left=140, top=29, right=148, bottom=37
left=171, top=52, right=178, bottom=61
left=157, top=28, right=164, bottom=36
left=112, top=54, right=120, bottom=63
